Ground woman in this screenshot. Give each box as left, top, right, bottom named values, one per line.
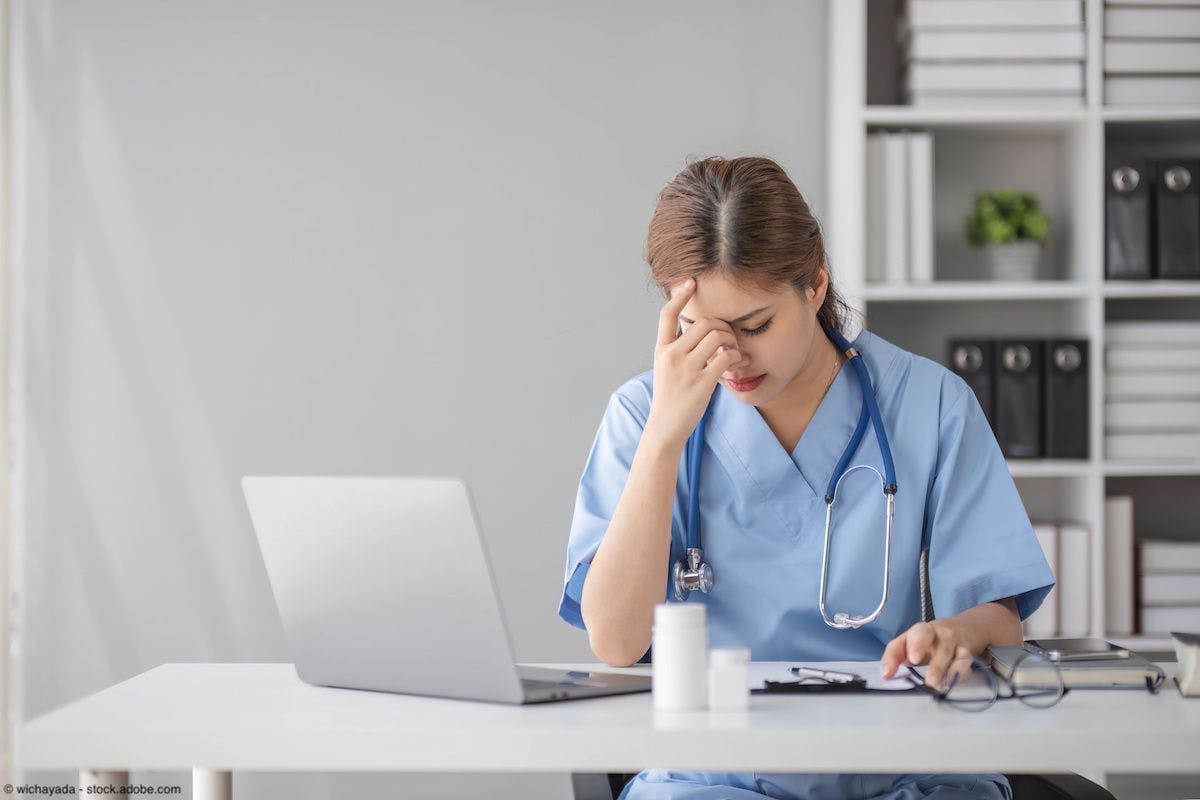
left=558, top=156, right=1054, bottom=800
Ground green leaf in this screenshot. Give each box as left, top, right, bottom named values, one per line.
left=965, top=188, right=1049, bottom=246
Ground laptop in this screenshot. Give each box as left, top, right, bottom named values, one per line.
left=242, top=475, right=651, bottom=704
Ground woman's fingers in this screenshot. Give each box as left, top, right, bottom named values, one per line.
left=880, top=633, right=909, bottom=679
left=925, top=637, right=960, bottom=692
left=689, top=329, right=739, bottom=370
left=703, top=346, right=741, bottom=378
left=943, top=646, right=976, bottom=688
left=657, top=279, right=695, bottom=348
left=674, top=316, right=732, bottom=355
left=904, top=622, right=936, bottom=667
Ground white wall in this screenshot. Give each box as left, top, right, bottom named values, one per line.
left=10, top=1, right=827, bottom=795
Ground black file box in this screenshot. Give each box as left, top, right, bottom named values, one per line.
left=1155, top=158, right=1200, bottom=279
left=995, top=340, right=1044, bottom=459
left=948, top=339, right=996, bottom=432
left=1043, top=339, right=1089, bottom=459
left=1106, top=158, right=1153, bottom=280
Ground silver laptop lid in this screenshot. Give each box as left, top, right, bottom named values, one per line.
left=243, top=476, right=525, bottom=703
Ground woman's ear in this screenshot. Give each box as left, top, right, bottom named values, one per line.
left=808, top=265, right=830, bottom=306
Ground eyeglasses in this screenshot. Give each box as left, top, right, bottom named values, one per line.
left=904, top=652, right=1068, bottom=712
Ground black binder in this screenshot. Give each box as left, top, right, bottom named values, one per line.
left=995, top=340, right=1044, bottom=459
left=1043, top=339, right=1089, bottom=459
left=948, top=339, right=996, bottom=432
left=1106, top=158, right=1153, bottom=280
left=1154, top=158, right=1200, bottom=279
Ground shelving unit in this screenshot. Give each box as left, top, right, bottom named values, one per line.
left=827, top=0, right=1199, bottom=642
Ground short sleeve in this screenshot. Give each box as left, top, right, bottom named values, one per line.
left=558, top=383, right=654, bottom=630
left=924, top=381, right=1055, bottom=620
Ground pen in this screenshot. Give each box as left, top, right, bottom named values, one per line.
left=790, top=666, right=861, bottom=684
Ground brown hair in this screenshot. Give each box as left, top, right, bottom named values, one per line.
left=646, top=156, right=849, bottom=334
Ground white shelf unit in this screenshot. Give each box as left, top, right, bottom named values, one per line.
left=828, top=0, right=1200, bottom=643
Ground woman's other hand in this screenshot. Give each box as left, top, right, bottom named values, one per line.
left=880, top=620, right=973, bottom=691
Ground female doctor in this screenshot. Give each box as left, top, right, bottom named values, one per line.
left=558, top=156, right=1054, bottom=800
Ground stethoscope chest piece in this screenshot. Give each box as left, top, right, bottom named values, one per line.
left=673, top=547, right=713, bottom=601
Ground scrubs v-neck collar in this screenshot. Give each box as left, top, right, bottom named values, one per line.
left=704, top=334, right=865, bottom=527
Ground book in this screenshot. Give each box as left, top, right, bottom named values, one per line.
left=1140, top=540, right=1200, bottom=573
left=1058, top=523, right=1090, bottom=638
left=883, top=134, right=909, bottom=285
left=1106, top=75, right=1200, bottom=106
left=1106, top=401, right=1200, bottom=429
left=1105, top=40, right=1200, bottom=74
left=1044, top=340, right=1089, bottom=458
left=995, top=340, right=1044, bottom=458
left=1106, top=371, right=1200, bottom=399
left=907, top=131, right=934, bottom=283
left=905, top=29, right=1085, bottom=60
left=1106, top=347, right=1200, bottom=372
left=907, top=91, right=1084, bottom=109
left=1025, top=523, right=1060, bottom=638
left=1106, top=157, right=1153, bottom=279
left=1105, top=5, right=1200, bottom=39
left=1172, top=632, right=1200, bottom=697
left=1106, top=432, right=1200, bottom=461
left=906, top=0, right=1083, bottom=28
left=865, top=135, right=886, bottom=284
left=1104, top=497, right=1135, bottom=636
left=1141, top=605, right=1200, bottom=635
left=1156, top=157, right=1200, bottom=279
left=906, top=62, right=1084, bottom=93
left=1105, top=321, right=1200, bottom=345
left=988, top=641, right=1166, bottom=689
left=1142, top=573, right=1200, bottom=605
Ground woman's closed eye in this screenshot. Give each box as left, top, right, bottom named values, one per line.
left=741, top=319, right=772, bottom=337
left=679, top=318, right=772, bottom=337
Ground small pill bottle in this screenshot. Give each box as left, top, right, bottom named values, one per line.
left=651, top=603, right=708, bottom=711
left=707, top=646, right=750, bottom=712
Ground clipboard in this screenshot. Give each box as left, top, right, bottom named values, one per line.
left=754, top=664, right=923, bottom=695
left=756, top=679, right=924, bottom=694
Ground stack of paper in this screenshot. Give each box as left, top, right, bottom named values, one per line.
left=1104, top=321, right=1200, bottom=464
left=1139, top=540, right=1200, bottom=634
left=900, top=0, right=1085, bottom=108
left=1104, top=1, right=1200, bottom=106
left=1105, top=496, right=1136, bottom=636
left=864, top=131, right=934, bottom=284
left=1022, top=520, right=1090, bottom=638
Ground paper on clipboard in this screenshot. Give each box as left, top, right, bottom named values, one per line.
left=749, top=660, right=917, bottom=691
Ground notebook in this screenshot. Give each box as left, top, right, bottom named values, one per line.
left=987, top=639, right=1165, bottom=690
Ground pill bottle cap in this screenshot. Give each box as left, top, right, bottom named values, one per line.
left=708, top=647, right=750, bottom=667
left=654, top=602, right=707, bottom=629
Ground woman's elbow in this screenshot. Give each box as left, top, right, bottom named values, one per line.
left=587, top=629, right=648, bottom=668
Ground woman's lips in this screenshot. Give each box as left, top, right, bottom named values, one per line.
left=727, top=374, right=765, bottom=392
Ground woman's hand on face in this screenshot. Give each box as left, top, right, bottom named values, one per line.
left=645, top=279, right=742, bottom=450
left=880, top=620, right=973, bottom=692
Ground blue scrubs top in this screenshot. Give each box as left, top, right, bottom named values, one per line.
left=558, top=330, right=1054, bottom=800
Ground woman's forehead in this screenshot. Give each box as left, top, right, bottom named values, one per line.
left=678, top=273, right=794, bottom=319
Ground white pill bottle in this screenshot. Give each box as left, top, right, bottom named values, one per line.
left=707, top=646, right=750, bottom=711
left=651, top=602, right=708, bottom=711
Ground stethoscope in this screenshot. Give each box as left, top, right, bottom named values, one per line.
left=672, top=321, right=899, bottom=630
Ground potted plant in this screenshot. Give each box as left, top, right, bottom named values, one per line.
left=964, top=188, right=1049, bottom=281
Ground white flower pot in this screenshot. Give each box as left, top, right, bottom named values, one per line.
left=979, top=241, right=1042, bottom=281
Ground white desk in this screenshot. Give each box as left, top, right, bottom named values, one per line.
left=17, top=662, right=1200, bottom=799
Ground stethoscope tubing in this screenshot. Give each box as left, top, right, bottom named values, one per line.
left=676, top=322, right=899, bottom=627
